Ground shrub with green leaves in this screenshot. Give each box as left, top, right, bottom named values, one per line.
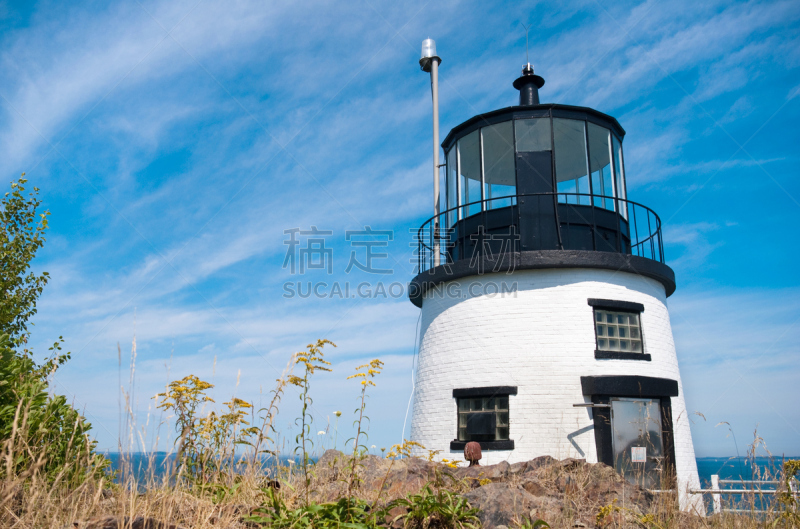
left=0, top=176, right=107, bottom=483
left=0, top=334, right=107, bottom=483
left=247, top=487, right=377, bottom=529
left=389, top=483, right=481, bottom=529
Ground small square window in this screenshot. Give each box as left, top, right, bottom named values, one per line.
left=594, top=308, right=644, bottom=354
left=456, top=393, right=510, bottom=442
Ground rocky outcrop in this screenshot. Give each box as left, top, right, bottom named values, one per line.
left=312, top=450, right=656, bottom=528
left=74, top=517, right=184, bottom=529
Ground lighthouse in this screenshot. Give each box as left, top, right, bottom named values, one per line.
left=409, top=44, right=702, bottom=510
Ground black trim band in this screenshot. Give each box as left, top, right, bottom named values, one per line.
left=453, top=386, right=518, bottom=398
left=408, top=250, right=676, bottom=308
left=580, top=375, right=678, bottom=398
left=588, top=298, right=645, bottom=313
left=450, top=440, right=514, bottom=451
left=594, top=350, right=651, bottom=361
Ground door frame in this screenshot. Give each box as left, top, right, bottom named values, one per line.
left=580, top=375, right=678, bottom=488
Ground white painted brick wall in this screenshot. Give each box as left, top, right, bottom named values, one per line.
left=409, top=268, right=702, bottom=512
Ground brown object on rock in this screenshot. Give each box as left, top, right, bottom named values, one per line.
left=464, top=441, right=482, bottom=466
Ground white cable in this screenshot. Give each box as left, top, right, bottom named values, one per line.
left=401, top=311, right=422, bottom=444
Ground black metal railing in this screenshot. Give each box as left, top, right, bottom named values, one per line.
left=416, top=193, right=664, bottom=274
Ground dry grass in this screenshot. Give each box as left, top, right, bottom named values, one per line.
left=0, top=340, right=796, bottom=529
left=0, top=421, right=797, bottom=528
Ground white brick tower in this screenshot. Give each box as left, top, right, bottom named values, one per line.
left=409, top=61, right=701, bottom=511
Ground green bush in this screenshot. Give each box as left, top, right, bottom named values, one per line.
left=0, top=176, right=107, bottom=484
left=247, top=488, right=377, bottom=529
left=389, top=483, right=481, bottom=529
left=0, top=333, right=107, bottom=483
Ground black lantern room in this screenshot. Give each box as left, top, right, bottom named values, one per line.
left=411, top=64, right=674, bottom=306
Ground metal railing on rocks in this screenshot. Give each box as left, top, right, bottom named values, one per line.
left=691, top=474, right=799, bottom=515
left=415, top=193, right=664, bottom=274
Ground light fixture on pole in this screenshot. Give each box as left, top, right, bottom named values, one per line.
left=420, top=38, right=442, bottom=267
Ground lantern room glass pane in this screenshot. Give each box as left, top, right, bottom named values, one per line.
left=553, top=119, right=590, bottom=205
left=588, top=123, right=615, bottom=211
left=458, top=130, right=482, bottom=217
left=515, top=118, right=551, bottom=152
left=613, top=135, right=627, bottom=219
left=446, top=148, right=458, bottom=228
left=482, top=122, right=516, bottom=210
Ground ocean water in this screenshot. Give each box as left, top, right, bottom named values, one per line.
left=103, top=452, right=301, bottom=485
left=695, top=456, right=793, bottom=485
left=696, top=457, right=798, bottom=514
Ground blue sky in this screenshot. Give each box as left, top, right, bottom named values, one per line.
left=1, top=0, right=798, bottom=457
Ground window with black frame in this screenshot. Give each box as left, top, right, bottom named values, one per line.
left=589, top=299, right=650, bottom=360
left=456, top=395, right=509, bottom=442
left=451, top=387, right=517, bottom=450
left=595, top=309, right=642, bottom=353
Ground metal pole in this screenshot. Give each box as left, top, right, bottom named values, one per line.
left=711, top=474, right=721, bottom=514
left=431, top=57, right=441, bottom=267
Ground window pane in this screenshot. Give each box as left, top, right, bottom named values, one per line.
left=446, top=148, right=458, bottom=228
left=595, top=309, right=644, bottom=353
left=554, top=119, right=589, bottom=205
left=458, top=131, right=481, bottom=217
left=497, top=396, right=509, bottom=410
left=497, top=412, right=509, bottom=427
left=458, top=399, right=469, bottom=411
left=482, top=122, right=516, bottom=210
left=611, top=398, right=663, bottom=488
left=588, top=123, right=614, bottom=211
left=496, top=427, right=509, bottom=440
left=515, top=118, right=551, bottom=152
left=458, top=428, right=466, bottom=441
left=612, top=135, right=627, bottom=219
left=470, top=398, right=481, bottom=411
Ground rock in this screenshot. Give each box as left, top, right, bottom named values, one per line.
left=307, top=449, right=657, bottom=528
left=79, top=517, right=184, bottom=529
left=463, top=482, right=540, bottom=528
left=312, top=450, right=443, bottom=503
